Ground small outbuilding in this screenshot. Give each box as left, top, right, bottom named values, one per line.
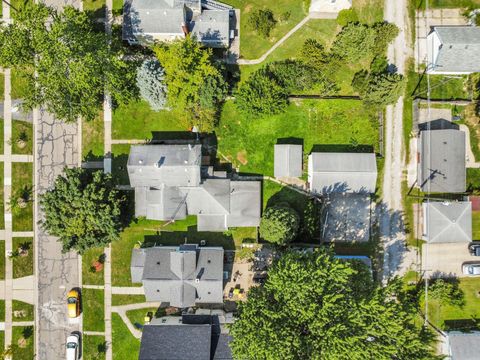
left=445, top=331, right=480, bottom=360
left=274, top=144, right=303, bottom=178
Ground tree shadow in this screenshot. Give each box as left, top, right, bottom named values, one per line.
left=82, top=150, right=104, bottom=163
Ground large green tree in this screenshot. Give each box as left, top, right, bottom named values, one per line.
left=230, top=250, right=438, bottom=360
left=40, top=168, right=124, bottom=254
left=259, top=205, right=299, bottom=245
left=0, top=3, right=135, bottom=122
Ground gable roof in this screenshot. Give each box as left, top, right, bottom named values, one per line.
left=423, top=201, right=472, bottom=243
left=308, top=152, right=377, bottom=193
left=428, top=26, right=480, bottom=73
left=418, top=129, right=466, bottom=193
left=274, top=144, right=303, bottom=178
left=447, top=331, right=480, bottom=360
left=189, top=10, right=230, bottom=48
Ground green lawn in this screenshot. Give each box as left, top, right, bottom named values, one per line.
left=0, top=331, right=3, bottom=351
left=12, top=162, right=33, bottom=232
left=353, top=0, right=385, bottom=24
left=413, top=74, right=470, bottom=100
left=217, top=99, right=378, bottom=176
left=82, top=247, right=105, bottom=286
left=0, top=73, right=4, bottom=99
left=12, top=300, right=34, bottom=322
left=83, top=115, right=104, bottom=160
left=83, top=288, right=105, bottom=332
left=112, top=0, right=123, bottom=16
left=83, top=335, right=107, bottom=360
left=12, top=237, right=33, bottom=279
left=126, top=307, right=163, bottom=328
left=112, top=313, right=140, bottom=360
left=0, top=119, right=4, bottom=154
left=11, top=120, right=33, bottom=155
left=0, top=242, right=4, bottom=280
left=472, top=211, right=480, bottom=241
left=12, top=326, right=34, bottom=359
left=403, top=60, right=416, bottom=160
left=415, top=0, right=480, bottom=8
left=10, top=69, right=31, bottom=99
left=112, top=295, right=146, bottom=306
left=223, top=0, right=308, bottom=60
left=0, top=162, right=4, bottom=230
left=0, top=300, right=5, bottom=322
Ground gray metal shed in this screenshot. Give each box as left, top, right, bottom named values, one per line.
left=274, top=144, right=303, bottom=178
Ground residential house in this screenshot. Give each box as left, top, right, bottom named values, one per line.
left=131, top=244, right=224, bottom=307
left=445, top=331, right=480, bottom=360
left=422, top=201, right=472, bottom=244
left=123, top=0, right=233, bottom=47
left=427, top=26, right=480, bottom=74
left=417, top=129, right=466, bottom=193
left=274, top=144, right=303, bottom=178
left=139, top=313, right=232, bottom=360
left=127, top=144, right=261, bottom=232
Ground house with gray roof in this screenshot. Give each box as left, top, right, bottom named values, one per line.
left=131, top=244, right=224, bottom=307
left=274, top=144, right=303, bottom=178
left=127, top=144, right=261, bottom=231
left=417, top=129, right=466, bottom=193
left=123, top=0, right=233, bottom=47
left=445, top=331, right=480, bottom=360
left=139, top=314, right=232, bottom=360
left=422, top=201, right=472, bottom=244
left=308, top=152, right=377, bottom=194
left=427, top=26, right=480, bottom=74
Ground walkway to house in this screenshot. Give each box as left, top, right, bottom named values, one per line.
left=111, top=302, right=161, bottom=339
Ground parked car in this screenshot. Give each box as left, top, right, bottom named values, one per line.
left=67, top=289, right=81, bottom=318
left=462, top=263, right=480, bottom=276
left=469, top=243, right=480, bottom=256
left=66, top=333, right=80, bottom=360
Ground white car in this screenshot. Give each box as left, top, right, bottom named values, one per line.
left=66, top=333, right=80, bottom=360
left=462, top=263, right=480, bottom=276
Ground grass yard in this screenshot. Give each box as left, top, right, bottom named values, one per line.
left=0, top=120, right=4, bottom=155
left=10, top=69, right=31, bottom=99
left=0, top=242, right=4, bottom=280
left=423, top=278, right=480, bottom=331
left=0, top=73, right=4, bottom=99
left=413, top=73, right=470, bottom=100
left=403, top=60, right=417, bottom=160
left=112, top=313, right=140, bottom=360
left=82, top=247, right=105, bottom=286
left=112, top=0, right=123, bottom=15
left=472, top=211, right=480, bottom=241
left=12, top=300, right=34, bottom=322
left=12, top=326, right=34, bottom=359
left=223, top=0, right=308, bottom=60
left=0, top=300, right=4, bottom=322
left=12, top=162, right=33, bottom=232
left=0, top=331, right=3, bottom=350
left=352, top=0, right=385, bottom=24
left=414, top=0, right=480, bottom=9
left=112, top=295, right=146, bottom=306
left=12, top=237, right=33, bottom=279
left=0, top=162, right=4, bottom=230
left=83, top=335, right=107, bottom=360
left=11, top=120, right=33, bottom=155
left=82, top=115, right=104, bottom=160
left=83, top=0, right=106, bottom=16
left=217, top=99, right=379, bottom=176
left=126, top=307, right=163, bottom=328
left=83, top=288, right=105, bottom=332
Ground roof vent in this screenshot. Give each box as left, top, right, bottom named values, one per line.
left=157, top=261, right=161, bottom=265
left=138, top=159, right=143, bottom=164
left=207, top=259, right=211, bottom=264
left=195, top=278, right=200, bottom=283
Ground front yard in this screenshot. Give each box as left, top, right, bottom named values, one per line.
left=11, top=162, right=33, bottom=232
left=112, top=313, right=140, bottom=360
left=12, top=237, right=33, bottom=279
left=12, top=326, right=34, bottom=359
left=83, top=334, right=106, bottom=360
left=83, top=288, right=105, bottom=332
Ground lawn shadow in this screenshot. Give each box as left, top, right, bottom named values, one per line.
left=83, top=150, right=104, bottom=163
left=310, top=144, right=374, bottom=153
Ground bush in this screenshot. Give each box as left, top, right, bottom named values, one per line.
left=248, top=9, right=276, bottom=38
left=136, top=59, right=167, bottom=111
left=265, top=60, right=316, bottom=92
left=429, top=278, right=465, bottom=307
left=331, top=23, right=376, bottom=62
left=259, top=205, right=300, bottom=245
left=336, top=8, right=358, bottom=27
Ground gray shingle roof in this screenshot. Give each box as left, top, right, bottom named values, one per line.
left=308, top=152, right=377, bottom=194
left=132, top=245, right=224, bottom=307
left=422, top=201, right=472, bottom=243
left=428, top=26, right=480, bottom=74
left=190, top=10, right=230, bottom=48
left=447, top=331, right=480, bottom=360
left=274, top=144, right=303, bottom=178
left=418, top=129, right=466, bottom=193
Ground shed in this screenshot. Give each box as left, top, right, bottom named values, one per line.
left=274, top=144, right=303, bottom=178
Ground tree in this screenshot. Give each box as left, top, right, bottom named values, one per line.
left=372, top=22, right=399, bottom=55
left=259, top=205, right=299, bottom=245
left=265, top=60, right=316, bottom=92
left=235, top=68, right=288, bottom=116
left=331, top=23, right=376, bottom=62
left=229, top=250, right=438, bottom=360
left=0, top=3, right=136, bottom=122
left=428, top=278, right=465, bottom=307
left=248, top=9, right=276, bottom=38
left=136, top=59, right=168, bottom=111
left=363, top=72, right=405, bottom=107
left=40, top=168, right=124, bottom=254
left=300, top=39, right=329, bottom=68
left=336, top=8, right=358, bottom=27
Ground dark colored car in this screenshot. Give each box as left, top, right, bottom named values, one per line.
left=469, top=243, right=480, bottom=256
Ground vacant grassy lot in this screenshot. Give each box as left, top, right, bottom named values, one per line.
left=217, top=99, right=378, bottom=176
left=112, top=295, right=146, bottom=306
left=83, top=115, right=104, bottom=160
left=11, top=120, right=33, bottom=155
left=12, top=162, right=33, bottom=232
left=112, top=313, right=140, bottom=360
left=83, top=288, right=105, bottom=332
left=82, top=247, right=105, bottom=285
left=12, top=300, right=34, bottom=322
left=12, top=326, right=34, bottom=359
left=12, top=237, right=33, bottom=279
left=83, top=335, right=107, bottom=360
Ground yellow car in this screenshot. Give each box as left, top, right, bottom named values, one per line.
left=67, top=289, right=81, bottom=318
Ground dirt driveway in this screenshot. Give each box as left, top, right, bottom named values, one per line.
left=422, top=243, right=479, bottom=277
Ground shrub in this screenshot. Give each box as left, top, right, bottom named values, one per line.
left=331, top=23, right=376, bottom=62
left=248, top=9, right=276, bottom=38
left=136, top=59, right=168, bottom=111
left=259, top=205, right=300, bottom=245
left=265, top=60, right=316, bottom=92
left=336, top=8, right=358, bottom=27
left=429, top=278, right=465, bottom=307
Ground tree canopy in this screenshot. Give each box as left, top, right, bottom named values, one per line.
left=248, top=9, right=277, bottom=38
left=259, top=205, right=300, bottom=245
left=229, top=250, right=438, bottom=360
left=136, top=59, right=168, bottom=111
left=0, top=3, right=136, bottom=122
left=40, top=168, right=124, bottom=254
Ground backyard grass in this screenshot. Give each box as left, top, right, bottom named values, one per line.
left=82, top=247, right=105, bottom=286
left=12, top=162, right=33, bottom=232
left=0, top=300, right=4, bottom=322
left=0, top=162, right=4, bottom=230
left=217, top=99, right=379, bottom=176
left=0, top=242, right=4, bottom=280
left=12, top=300, right=34, bottom=322
left=12, top=237, right=33, bottom=279
left=82, top=114, right=104, bottom=160
left=223, top=0, right=308, bottom=60
left=126, top=307, right=163, bottom=329
left=472, top=211, right=480, bottom=241
left=11, top=120, right=33, bottom=155
left=12, top=326, right=34, bottom=359
left=112, top=295, right=146, bottom=306
left=112, top=313, right=140, bottom=360
left=83, top=335, right=107, bottom=360
left=83, top=288, right=105, bottom=332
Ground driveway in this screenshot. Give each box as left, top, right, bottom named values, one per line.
left=422, top=243, right=478, bottom=277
